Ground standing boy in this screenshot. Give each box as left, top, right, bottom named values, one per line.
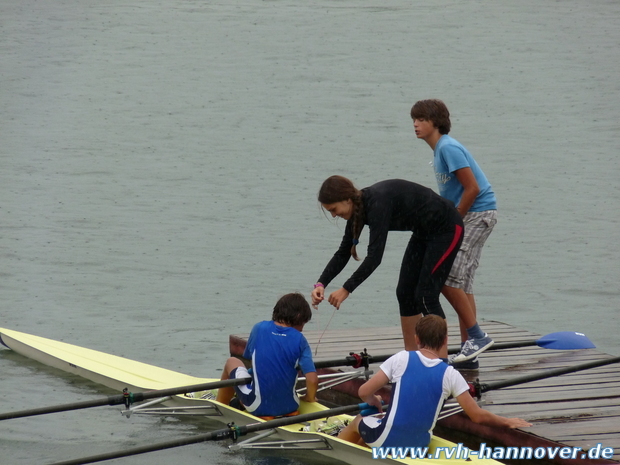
left=411, top=99, right=497, bottom=367
left=216, top=292, right=318, bottom=417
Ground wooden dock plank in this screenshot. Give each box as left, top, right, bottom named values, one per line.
left=497, top=403, right=620, bottom=420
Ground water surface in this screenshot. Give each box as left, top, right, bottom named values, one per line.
left=1, top=1, right=619, bottom=463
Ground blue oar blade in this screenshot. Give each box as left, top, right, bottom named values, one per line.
left=536, top=331, right=596, bottom=350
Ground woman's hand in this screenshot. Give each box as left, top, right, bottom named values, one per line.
left=311, top=285, right=325, bottom=309
left=328, top=287, right=350, bottom=309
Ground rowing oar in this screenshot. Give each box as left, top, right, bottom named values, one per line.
left=435, top=354, right=620, bottom=421
left=469, top=355, right=620, bottom=398
left=314, top=331, right=596, bottom=370
left=47, top=402, right=382, bottom=465
left=0, top=377, right=253, bottom=421
left=0, top=332, right=594, bottom=421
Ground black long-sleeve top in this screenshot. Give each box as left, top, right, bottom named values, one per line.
left=317, top=179, right=459, bottom=293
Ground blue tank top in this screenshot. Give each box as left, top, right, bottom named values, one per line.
left=380, top=352, right=448, bottom=447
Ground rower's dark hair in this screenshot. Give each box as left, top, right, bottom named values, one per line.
left=410, top=99, right=451, bottom=135
left=416, top=315, right=447, bottom=351
left=318, top=175, right=364, bottom=261
left=272, top=292, right=312, bottom=327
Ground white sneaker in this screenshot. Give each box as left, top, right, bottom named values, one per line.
left=451, top=333, right=494, bottom=362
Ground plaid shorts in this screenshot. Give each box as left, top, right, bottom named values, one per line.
left=445, top=210, right=497, bottom=293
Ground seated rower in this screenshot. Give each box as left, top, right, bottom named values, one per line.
left=216, top=292, right=319, bottom=417
left=337, top=315, right=531, bottom=448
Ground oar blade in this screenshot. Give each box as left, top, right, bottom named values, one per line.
left=536, top=331, right=596, bottom=350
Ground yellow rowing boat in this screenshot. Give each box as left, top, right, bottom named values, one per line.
left=0, top=327, right=501, bottom=464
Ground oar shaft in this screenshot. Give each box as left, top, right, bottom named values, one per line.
left=480, top=356, right=620, bottom=392
left=131, top=376, right=253, bottom=401
left=48, top=402, right=374, bottom=465
left=0, top=377, right=253, bottom=421
left=474, top=340, right=537, bottom=352
left=0, top=398, right=112, bottom=421
left=49, top=428, right=232, bottom=465
left=314, top=354, right=387, bottom=369
left=314, top=340, right=540, bottom=369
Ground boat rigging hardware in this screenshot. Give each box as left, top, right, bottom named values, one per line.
left=120, top=396, right=222, bottom=418
left=297, top=369, right=371, bottom=395
left=468, top=379, right=483, bottom=400
left=119, top=370, right=368, bottom=418
left=228, top=428, right=277, bottom=450
left=122, top=388, right=132, bottom=409
left=229, top=427, right=333, bottom=451
left=349, top=349, right=370, bottom=371
left=228, top=422, right=242, bottom=441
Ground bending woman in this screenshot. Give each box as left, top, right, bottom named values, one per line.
left=311, top=176, right=463, bottom=351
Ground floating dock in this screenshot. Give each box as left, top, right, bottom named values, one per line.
left=230, top=321, right=620, bottom=464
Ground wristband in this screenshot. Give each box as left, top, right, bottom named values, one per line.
left=313, top=283, right=324, bottom=289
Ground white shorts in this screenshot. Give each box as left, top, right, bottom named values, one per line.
left=230, top=366, right=257, bottom=408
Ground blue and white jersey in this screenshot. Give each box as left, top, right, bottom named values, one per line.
left=360, top=351, right=468, bottom=448
left=240, top=320, right=315, bottom=417
left=433, top=135, right=496, bottom=212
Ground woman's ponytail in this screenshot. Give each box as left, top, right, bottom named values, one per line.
left=350, top=193, right=364, bottom=261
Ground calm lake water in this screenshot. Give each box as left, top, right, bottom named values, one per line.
left=1, top=0, right=619, bottom=464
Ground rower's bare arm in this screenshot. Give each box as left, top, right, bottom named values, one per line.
left=358, top=370, right=388, bottom=412
left=456, top=392, right=532, bottom=428
left=301, top=371, right=319, bottom=403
